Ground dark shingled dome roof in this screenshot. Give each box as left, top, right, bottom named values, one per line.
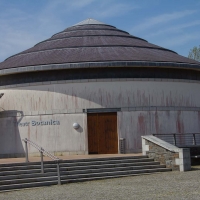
left=0, top=18, right=199, bottom=71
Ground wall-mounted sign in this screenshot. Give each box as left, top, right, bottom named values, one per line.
left=17, top=120, right=60, bottom=127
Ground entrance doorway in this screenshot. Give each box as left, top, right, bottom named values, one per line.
left=87, top=112, right=118, bottom=154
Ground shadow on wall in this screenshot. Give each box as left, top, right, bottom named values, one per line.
left=75, top=125, right=83, bottom=134
left=0, top=110, right=25, bottom=158
left=8, top=78, right=197, bottom=112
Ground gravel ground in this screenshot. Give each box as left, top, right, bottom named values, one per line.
left=0, top=167, right=200, bottom=200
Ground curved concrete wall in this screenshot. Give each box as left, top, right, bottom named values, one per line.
left=0, top=79, right=200, bottom=157
left=1, top=79, right=200, bottom=111
left=118, top=110, right=200, bottom=153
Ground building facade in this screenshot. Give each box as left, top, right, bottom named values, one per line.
left=0, top=19, right=200, bottom=158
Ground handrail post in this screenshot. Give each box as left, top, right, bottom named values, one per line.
left=193, top=133, right=196, bottom=145
left=25, top=139, right=29, bottom=163
left=173, top=134, right=177, bottom=146
left=56, top=161, right=61, bottom=185
left=40, top=149, right=44, bottom=173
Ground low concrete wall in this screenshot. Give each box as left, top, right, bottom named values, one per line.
left=142, top=135, right=191, bottom=171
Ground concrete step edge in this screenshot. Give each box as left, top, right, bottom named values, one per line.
left=0, top=172, right=58, bottom=181
left=59, top=158, right=155, bottom=167
left=62, top=170, right=170, bottom=184
left=61, top=165, right=167, bottom=175
left=60, top=161, right=160, bottom=170
left=0, top=156, right=147, bottom=168
left=59, top=156, right=148, bottom=163
left=62, top=168, right=171, bottom=179
left=0, top=169, right=57, bottom=177
left=0, top=176, right=58, bottom=186
left=0, top=164, right=57, bottom=172
left=0, top=180, right=58, bottom=191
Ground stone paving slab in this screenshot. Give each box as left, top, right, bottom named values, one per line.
left=0, top=166, right=200, bottom=199
left=0, top=153, right=142, bottom=165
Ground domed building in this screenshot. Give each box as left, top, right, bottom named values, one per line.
left=0, top=18, right=200, bottom=158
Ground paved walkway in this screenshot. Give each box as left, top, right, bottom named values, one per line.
left=0, top=166, right=200, bottom=199
left=0, top=153, right=142, bottom=164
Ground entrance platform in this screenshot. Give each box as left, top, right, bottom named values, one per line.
left=0, top=153, right=142, bottom=165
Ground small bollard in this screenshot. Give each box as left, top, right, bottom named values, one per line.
left=25, top=139, right=29, bottom=163
left=57, top=161, right=61, bottom=185
left=40, top=149, right=44, bottom=173
left=193, top=134, right=196, bottom=145
left=173, top=134, right=177, bottom=146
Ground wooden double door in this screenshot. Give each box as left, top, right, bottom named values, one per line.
left=87, top=112, right=118, bottom=154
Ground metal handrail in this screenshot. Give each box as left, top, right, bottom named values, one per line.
left=152, top=133, right=200, bottom=147
left=22, top=138, right=61, bottom=185
left=23, top=138, right=59, bottom=160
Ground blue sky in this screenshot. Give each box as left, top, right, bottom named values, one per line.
left=0, top=0, right=200, bottom=62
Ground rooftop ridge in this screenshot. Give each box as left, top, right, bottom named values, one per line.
left=72, top=18, right=106, bottom=27
left=52, top=28, right=129, bottom=39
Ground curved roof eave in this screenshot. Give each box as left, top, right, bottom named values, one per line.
left=0, top=61, right=200, bottom=76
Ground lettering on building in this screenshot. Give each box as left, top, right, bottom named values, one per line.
left=17, top=120, right=60, bottom=127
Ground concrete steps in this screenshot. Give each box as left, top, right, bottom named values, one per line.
left=62, top=168, right=171, bottom=184
left=0, top=155, right=171, bottom=191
